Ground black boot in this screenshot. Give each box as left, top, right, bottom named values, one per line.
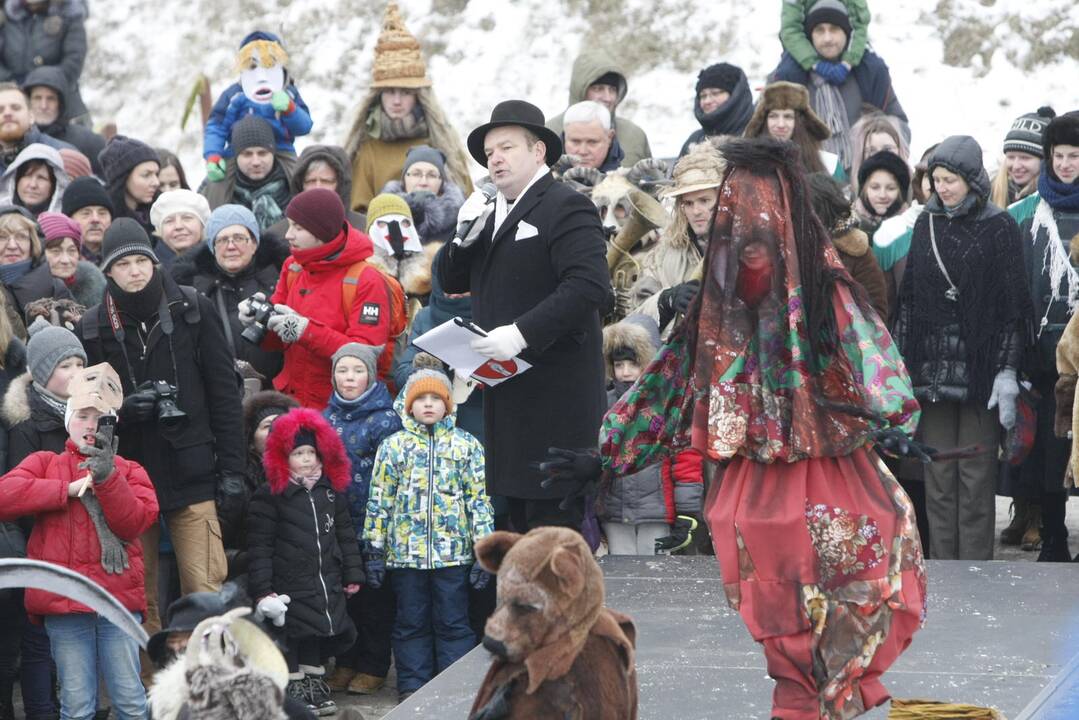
left=1000, top=498, right=1028, bottom=545
left=1038, top=530, right=1072, bottom=562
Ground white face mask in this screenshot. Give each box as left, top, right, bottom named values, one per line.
left=369, top=213, right=422, bottom=256
left=240, top=63, right=285, bottom=105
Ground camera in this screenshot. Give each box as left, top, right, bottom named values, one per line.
left=240, top=294, right=278, bottom=345
left=137, top=380, right=187, bottom=427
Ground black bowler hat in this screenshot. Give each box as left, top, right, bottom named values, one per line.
left=147, top=584, right=246, bottom=664
left=467, top=100, right=563, bottom=168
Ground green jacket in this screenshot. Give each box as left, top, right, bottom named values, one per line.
left=546, top=48, right=652, bottom=167
left=780, top=0, right=872, bottom=71
left=363, top=401, right=494, bottom=569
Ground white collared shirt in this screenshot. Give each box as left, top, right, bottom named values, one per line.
left=493, top=164, right=550, bottom=239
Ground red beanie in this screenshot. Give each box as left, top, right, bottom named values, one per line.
left=38, top=212, right=83, bottom=248
left=286, top=188, right=346, bottom=243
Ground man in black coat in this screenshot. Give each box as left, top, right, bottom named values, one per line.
left=75, top=218, right=246, bottom=640
left=438, top=100, right=610, bottom=531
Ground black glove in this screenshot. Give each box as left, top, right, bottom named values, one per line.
left=364, top=546, right=386, bottom=589
left=78, top=431, right=117, bottom=485
left=469, top=563, right=493, bottom=590
left=871, top=428, right=934, bottom=463
left=536, top=447, right=602, bottom=512
left=655, top=515, right=698, bottom=553
left=118, top=390, right=157, bottom=424
left=215, top=472, right=248, bottom=528
left=657, top=280, right=700, bottom=328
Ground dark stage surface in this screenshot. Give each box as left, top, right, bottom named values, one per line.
left=387, top=556, right=1079, bottom=719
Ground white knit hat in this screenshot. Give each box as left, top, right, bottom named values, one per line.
left=150, top=189, right=211, bottom=234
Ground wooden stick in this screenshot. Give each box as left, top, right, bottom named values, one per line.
left=76, top=472, right=93, bottom=497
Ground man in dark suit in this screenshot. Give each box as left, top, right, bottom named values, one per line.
left=438, top=100, right=610, bottom=531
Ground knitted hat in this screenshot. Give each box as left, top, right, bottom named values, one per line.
left=402, top=144, right=446, bottom=178
left=61, top=176, right=114, bottom=216
left=660, top=140, right=727, bottom=198
left=804, top=0, right=852, bottom=37
left=37, top=211, right=82, bottom=248
left=98, top=135, right=159, bottom=186
left=857, top=150, right=911, bottom=203
left=403, top=368, right=453, bottom=414
left=27, top=316, right=86, bottom=387
left=1043, top=111, right=1079, bottom=161
left=370, top=2, right=431, bottom=89
left=293, top=427, right=317, bottom=452
left=286, top=188, right=346, bottom=243
left=149, top=189, right=211, bottom=234
left=695, top=63, right=743, bottom=95
left=231, top=115, right=276, bottom=154
left=58, top=148, right=92, bottom=179
left=332, top=342, right=382, bottom=383
left=366, top=193, right=412, bottom=232
left=1003, top=107, right=1055, bottom=158
left=100, top=218, right=158, bottom=271
left=206, top=204, right=260, bottom=254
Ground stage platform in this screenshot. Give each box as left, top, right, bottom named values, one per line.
left=386, top=556, right=1079, bottom=719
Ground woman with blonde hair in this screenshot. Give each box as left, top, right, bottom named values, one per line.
left=0, top=206, right=72, bottom=338
left=344, top=3, right=473, bottom=212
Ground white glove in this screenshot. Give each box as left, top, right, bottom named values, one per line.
left=237, top=292, right=265, bottom=327
left=457, top=188, right=490, bottom=226
left=254, top=594, right=291, bottom=627
left=267, top=304, right=309, bottom=344
left=452, top=372, right=477, bottom=405
left=987, top=367, right=1020, bottom=430
left=470, top=323, right=527, bottom=361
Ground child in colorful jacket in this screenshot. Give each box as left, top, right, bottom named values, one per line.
left=363, top=368, right=494, bottom=701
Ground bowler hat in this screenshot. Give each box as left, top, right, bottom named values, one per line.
left=147, top=588, right=241, bottom=664
left=467, top=100, right=562, bottom=168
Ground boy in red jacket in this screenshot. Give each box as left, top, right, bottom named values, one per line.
left=0, top=363, right=158, bottom=720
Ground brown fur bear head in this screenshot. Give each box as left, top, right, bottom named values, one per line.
left=476, top=527, right=604, bottom=679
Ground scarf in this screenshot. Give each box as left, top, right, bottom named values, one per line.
left=810, top=73, right=851, bottom=170
left=366, top=104, right=429, bottom=143
left=1031, top=197, right=1079, bottom=316
left=107, top=269, right=164, bottom=323
left=1038, top=171, right=1079, bottom=212
left=234, top=164, right=290, bottom=230
left=0, top=258, right=32, bottom=285
left=694, top=77, right=754, bottom=137
left=31, top=382, right=68, bottom=418
left=494, top=165, right=548, bottom=237
left=289, top=466, right=322, bottom=491
left=290, top=229, right=347, bottom=267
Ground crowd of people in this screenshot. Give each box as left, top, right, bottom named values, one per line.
left=0, top=0, right=1073, bottom=718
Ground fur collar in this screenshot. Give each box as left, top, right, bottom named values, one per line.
left=70, top=261, right=107, bottom=308
left=721, top=136, right=803, bottom=173
left=262, top=408, right=350, bottom=494
left=0, top=372, right=31, bottom=427
left=380, top=179, right=466, bottom=239
left=831, top=227, right=870, bottom=258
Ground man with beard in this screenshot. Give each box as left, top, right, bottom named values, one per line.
left=0, top=82, right=70, bottom=173
left=62, top=176, right=113, bottom=265
left=203, top=116, right=293, bottom=231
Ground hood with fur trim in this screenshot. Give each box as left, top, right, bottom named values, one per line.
left=262, top=407, right=350, bottom=494
left=242, top=389, right=299, bottom=448
left=744, top=81, right=830, bottom=142
left=602, top=315, right=659, bottom=380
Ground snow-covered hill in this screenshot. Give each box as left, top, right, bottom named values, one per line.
left=82, top=0, right=1079, bottom=183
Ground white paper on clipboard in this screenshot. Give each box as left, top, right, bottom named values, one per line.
left=411, top=318, right=531, bottom=387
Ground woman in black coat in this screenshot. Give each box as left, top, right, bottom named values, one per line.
left=171, top=204, right=288, bottom=383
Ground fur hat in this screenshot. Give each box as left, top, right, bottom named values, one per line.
left=857, top=150, right=911, bottom=203
left=743, top=82, right=830, bottom=142
left=150, top=189, right=211, bottom=235
left=660, top=140, right=727, bottom=198
left=263, top=408, right=350, bottom=494
left=370, top=2, right=431, bottom=89
left=602, top=315, right=658, bottom=380
left=1044, top=111, right=1079, bottom=162
left=242, top=389, right=299, bottom=447
left=403, top=368, right=453, bottom=415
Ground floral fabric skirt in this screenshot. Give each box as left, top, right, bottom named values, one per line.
left=705, top=448, right=927, bottom=720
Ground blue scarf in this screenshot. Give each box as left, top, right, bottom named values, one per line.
left=0, top=258, right=32, bottom=286
left=1037, top=171, right=1079, bottom=212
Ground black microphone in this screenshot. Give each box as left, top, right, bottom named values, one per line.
left=452, top=183, right=497, bottom=247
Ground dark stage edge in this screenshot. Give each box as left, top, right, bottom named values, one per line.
left=386, top=557, right=1079, bottom=719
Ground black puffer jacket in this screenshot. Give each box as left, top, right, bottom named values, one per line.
left=1, top=372, right=66, bottom=470
left=247, top=478, right=364, bottom=641
left=170, top=236, right=288, bottom=382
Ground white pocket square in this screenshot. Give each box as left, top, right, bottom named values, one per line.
left=514, top=221, right=539, bottom=241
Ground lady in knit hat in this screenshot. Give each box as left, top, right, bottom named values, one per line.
left=852, top=150, right=912, bottom=250
left=149, top=189, right=212, bottom=269
left=380, top=143, right=466, bottom=247
left=98, top=135, right=161, bottom=237
left=0, top=205, right=74, bottom=338
left=170, top=203, right=286, bottom=383
left=679, top=62, right=754, bottom=157
left=0, top=142, right=71, bottom=218
left=343, top=2, right=473, bottom=212
left=743, top=80, right=846, bottom=182
left=990, top=106, right=1056, bottom=209
left=38, top=211, right=106, bottom=308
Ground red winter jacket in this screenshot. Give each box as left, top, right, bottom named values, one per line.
left=0, top=441, right=158, bottom=617
left=266, top=224, right=392, bottom=409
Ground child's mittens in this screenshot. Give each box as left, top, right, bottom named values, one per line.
left=270, top=90, right=292, bottom=113
left=206, top=155, right=227, bottom=183
left=255, top=594, right=291, bottom=627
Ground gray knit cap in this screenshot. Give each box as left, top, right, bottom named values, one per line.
left=402, top=145, right=447, bottom=179
left=206, top=204, right=260, bottom=254
left=231, top=115, right=276, bottom=154
left=27, top=317, right=87, bottom=387
left=332, top=343, right=383, bottom=384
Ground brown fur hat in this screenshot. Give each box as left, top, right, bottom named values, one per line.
left=602, top=316, right=658, bottom=380
left=744, top=81, right=830, bottom=142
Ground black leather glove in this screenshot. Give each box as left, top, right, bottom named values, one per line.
left=536, top=447, right=602, bottom=512
left=118, top=390, right=157, bottom=424
left=657, top=280, right=700, bottom=328
left=871, top=428, right=934, bottom=463
left=215, top=472, right=248, bottom=528
left=655, top=515, right=698, bottom=553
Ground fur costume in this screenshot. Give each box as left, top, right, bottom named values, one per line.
left=469, top=527, right=638, bottom=720
left=743, top=81, right=830, bottom=141
left=262, top=407, right=350, bottom=495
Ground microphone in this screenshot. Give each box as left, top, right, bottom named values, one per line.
left=452, top=183, right=497, bottom=247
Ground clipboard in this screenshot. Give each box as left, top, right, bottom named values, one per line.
left=412, top=317, right=531, bottom=387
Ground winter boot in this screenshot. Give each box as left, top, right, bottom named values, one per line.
left=1000, top=499, right=1028, bottom=545
left=286, top=674, right=310, bottom=712
left=300, top=668, right=337, bottom=716
left=324, top=665, right=357, bottom=693
left=1021, top=504, right=1042, bottom=551
left=347, top=672, right=386, bottom=695
left=1038, top=530, right=1072, bottom=563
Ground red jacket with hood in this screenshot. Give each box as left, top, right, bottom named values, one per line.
left=266, top=224, right=391, bottom=409
left=0, top=441, right=158, bottom=617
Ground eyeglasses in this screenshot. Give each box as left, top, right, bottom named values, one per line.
left=0, top=232, right=31, bottom=246
left=405, top=170, right=441, bottom=181
left=216, top=234, right=252, bottom=248
left=698, top=89, right=729, bottom=102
